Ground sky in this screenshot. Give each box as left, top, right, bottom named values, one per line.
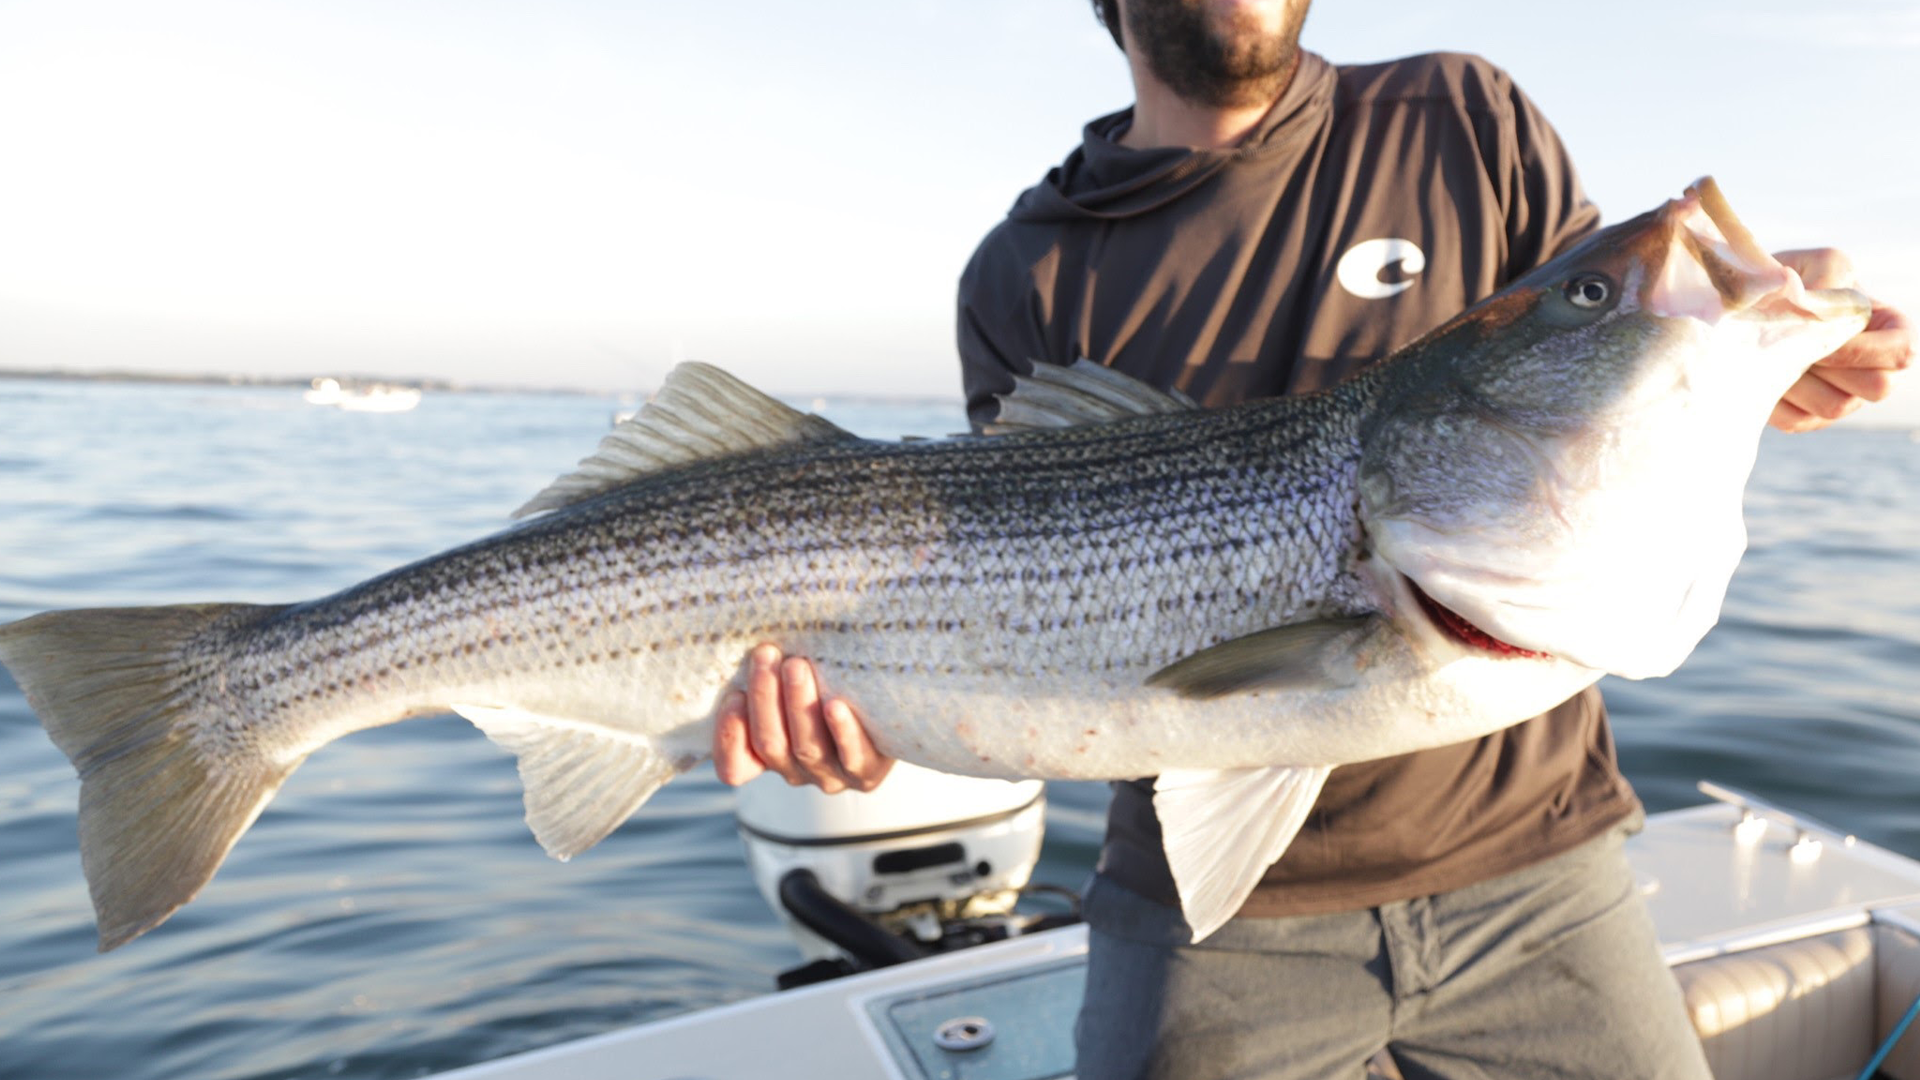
left=0, top=0, right=1916, bottom=422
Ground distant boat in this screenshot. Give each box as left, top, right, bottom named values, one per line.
left=304, top=377, right=422, bottom=413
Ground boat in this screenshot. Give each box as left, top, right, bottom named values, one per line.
left=426, top=780, right=1920, bottom=1080
left=303, top=376, right=423, bottom=413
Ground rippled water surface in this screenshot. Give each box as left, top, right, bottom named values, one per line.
left=1, top=378, right=1916, bottom=1080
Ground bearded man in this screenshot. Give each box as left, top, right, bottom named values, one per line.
left=715, top=2, right=1912, bottom=1076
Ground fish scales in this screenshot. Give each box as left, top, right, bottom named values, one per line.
left=187, top=383, right=1373, bottom=777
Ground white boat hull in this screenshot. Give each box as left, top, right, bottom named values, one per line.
left=426, top=794, right=1920, bottom=1080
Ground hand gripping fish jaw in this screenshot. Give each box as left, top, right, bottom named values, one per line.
left=1359, top=176, right=1869, bottom=683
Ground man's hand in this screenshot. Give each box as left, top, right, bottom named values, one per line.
left=1769, top=248, right=1913, bottom=433
left=712, top=644, right=895, bottom=794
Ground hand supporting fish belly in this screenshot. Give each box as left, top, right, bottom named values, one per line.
left=0, top=178, right=1874, bottom=951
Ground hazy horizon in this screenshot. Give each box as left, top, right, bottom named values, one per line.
left=2, top=0, right=1915, bottom=423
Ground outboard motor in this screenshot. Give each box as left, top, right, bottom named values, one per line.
left=735, top=763, right=1073, bottom=988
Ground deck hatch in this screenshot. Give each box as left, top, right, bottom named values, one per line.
left=867, top=957, right=1082, bottom=1079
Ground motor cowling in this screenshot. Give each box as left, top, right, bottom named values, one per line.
left=735, top=763, right=1058, bottom=985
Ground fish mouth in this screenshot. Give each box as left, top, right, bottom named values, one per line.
left=1687, top=177, right=1772, bottom=274
left=1658, top=177, right=1872, bottom=325
left=1404, top=575, right=1550, bottom=660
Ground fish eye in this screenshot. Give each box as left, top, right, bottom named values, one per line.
left=1564, top=273, right=1614, bottom=310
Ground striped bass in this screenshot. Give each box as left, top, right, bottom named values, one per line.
left=0, top=179, right=1872, bottom=950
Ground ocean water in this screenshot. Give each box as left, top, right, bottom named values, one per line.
left=0, top=377, right=1916, bottom=1080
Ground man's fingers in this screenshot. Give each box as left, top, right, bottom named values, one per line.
left=1765, top=258, right=1912, bottom=433
left=781, top=657, right=851, bottom=794
left=1775, top=370, right=1862, bottom=429
left=825, top=698, right=895, bottom=792
left=712, top=691, right=765, bottom=787
left=720, top=643, right=886, bottom=796
left=1774, top=247, right=1857, bottom=291
left=745, top=644, right=802, bottom=784
left=1770, top=300, right=1912, bottom=433
left=1814, top=304, right=1914, bottom=372
left=1816, top=364, right=1898, bottom=404
left=1767, top=398, right=1821, bottom=434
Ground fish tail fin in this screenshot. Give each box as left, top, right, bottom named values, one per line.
left=0, top=603, right=298, bottom=951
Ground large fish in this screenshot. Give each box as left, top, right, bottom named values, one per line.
left=0, top=179, right=1870, bottom=951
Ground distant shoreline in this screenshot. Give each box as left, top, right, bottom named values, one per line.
left=0, top=367, right=592, bottom=397
left=0, top=367, right=966, bottom=410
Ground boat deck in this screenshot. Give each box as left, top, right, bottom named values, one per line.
left=436, top=797, right=1920, bottom=1080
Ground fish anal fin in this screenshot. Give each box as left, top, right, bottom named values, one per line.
left=984, top=358, right=1199, bottom=435
left=1146, top=617, right=1383, bottom=699
left=514, top=362, right=860, bottom=518
left=452, top=704, right=691, bottom=859
left=1154, top=765, right=1333, bottom=942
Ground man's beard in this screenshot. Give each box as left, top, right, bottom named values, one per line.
left=1124, top=0, right=1307, bottom=109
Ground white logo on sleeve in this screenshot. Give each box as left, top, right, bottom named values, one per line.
left=1336, top=238, right=1426, bottom=299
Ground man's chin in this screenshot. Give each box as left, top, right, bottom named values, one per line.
left=1155, top=50, right=1296, bottom=110
left=1127, top=0, right=1306, bottom=108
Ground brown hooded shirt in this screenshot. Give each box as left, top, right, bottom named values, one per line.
left=956, top=51, right=1639, bottom=917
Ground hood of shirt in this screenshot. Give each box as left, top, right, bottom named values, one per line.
left=1008, top=52, right=1338, bottom=223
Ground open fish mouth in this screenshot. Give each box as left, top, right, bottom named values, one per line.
left=1661, top=177, right=1872, bottom=326
left=1403, top=575, right=1550, bottom=660
left=1689, top=177, right=1773, bottom=279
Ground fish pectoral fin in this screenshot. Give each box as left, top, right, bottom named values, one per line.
left=513, top=362, right=860, bottom=518
left=1154, top=764, right=1333, bottom=943
left=984, top=358, right=1199, bottom=434
left=1145, top=616, right=1384, bottom=699
left=452, top=705, right=692, bottom=860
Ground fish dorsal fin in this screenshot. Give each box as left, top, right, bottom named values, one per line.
left=452, top=704, right=692, bottom=859
left=983, top=358, right=1198, bottom=435
left=514, top=362, right=858, bottom=518
left=1155, top=764, right=1333, bottom=941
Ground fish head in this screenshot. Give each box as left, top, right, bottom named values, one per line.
left=1360, top=177, right=1870, bottom=679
